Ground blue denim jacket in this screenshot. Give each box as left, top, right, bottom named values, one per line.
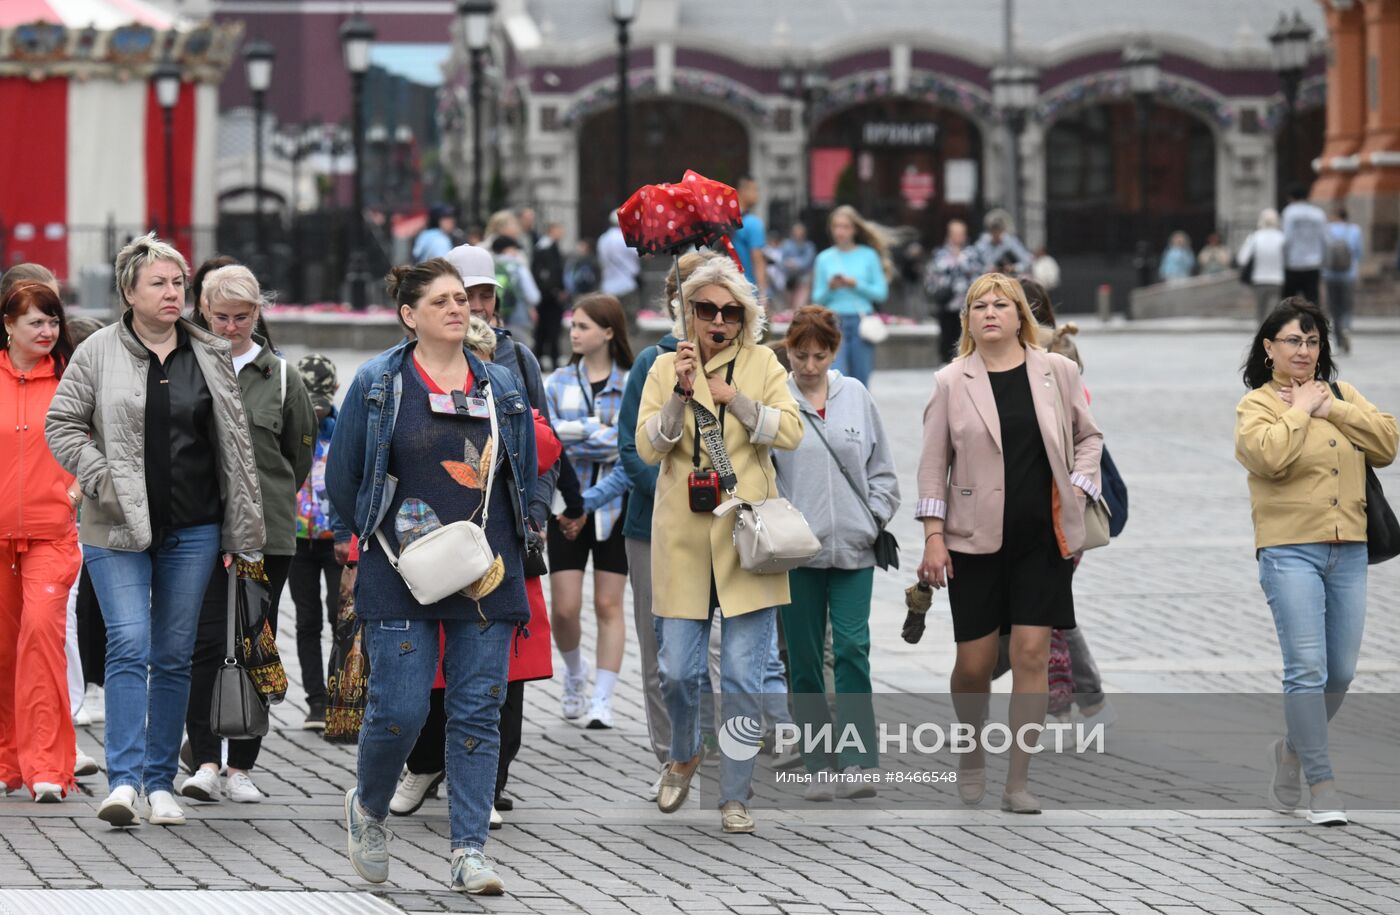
left=325, top=340, right=537, bottom=547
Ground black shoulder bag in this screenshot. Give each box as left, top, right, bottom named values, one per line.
left=1329, top=382, right=1400, bottom=565
left=211, top=560, right=270, bottom=738
left=804, top=415, right=900, bottom=570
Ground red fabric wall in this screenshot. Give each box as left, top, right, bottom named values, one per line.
left=0, top=78, right=68, bottom=278
left=144, top=81, right=196, bottom=263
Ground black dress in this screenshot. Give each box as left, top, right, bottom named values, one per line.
left=946, top=362, right=1075, bottom=642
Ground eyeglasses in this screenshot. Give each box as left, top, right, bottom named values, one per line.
left=693, top=300, right=744, bottom=325
left=1271, top=335, right=1322, bottom=351
left=209, top=313, right=255, bottom=327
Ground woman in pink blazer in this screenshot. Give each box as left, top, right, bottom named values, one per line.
left=916, top=272, right=1102, bottom=814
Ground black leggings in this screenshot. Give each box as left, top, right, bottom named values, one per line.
left=186, top=555, right=292, bottom=771
left=288, top=539, right=342, bottom=704
left=406, top=680, right=525, bottom=802
left=75, top=566, right=106, bottom=685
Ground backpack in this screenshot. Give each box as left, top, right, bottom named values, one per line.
left=569, top=258, right=599, bottom=295
left=494, top=259, right=519, bottom=322
left=1326, top=233, right=1354, bottom=273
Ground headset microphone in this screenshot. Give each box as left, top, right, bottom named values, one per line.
left=709, top=332, right=728, bottom=344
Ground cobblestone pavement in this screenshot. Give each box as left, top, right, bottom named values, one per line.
left=2, top=333, right=1398, bottom=915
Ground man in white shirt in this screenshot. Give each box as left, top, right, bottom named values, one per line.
left=1281, top=184, right=1327, bottom=306
left=597, top=210, right=641, bottom=315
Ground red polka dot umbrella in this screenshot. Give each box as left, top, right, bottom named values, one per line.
left=617, top=170, right=744, bottom=256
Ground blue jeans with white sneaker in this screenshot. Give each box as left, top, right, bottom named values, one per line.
left=659, top=606, right=776, bottom=805
left=1257, top=542, right=1368, bottom=786
left=83, top=523, right=220, bottom=795
left=357, top=618, right=512, bottom=850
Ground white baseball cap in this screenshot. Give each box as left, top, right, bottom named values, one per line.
left=444, top=244, right=501, bottom=289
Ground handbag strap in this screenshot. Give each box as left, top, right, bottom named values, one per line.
left=372, top=380, right=500, bottom=566
left=224, top=557, right=238, bottom=663
left=803, top=412, right=882, bottom=531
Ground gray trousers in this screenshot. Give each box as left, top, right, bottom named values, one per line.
left=1326, top=280, right=1354, bottom=340
left=992, top=626, right=1105, bottom=708
left=1254, top=284, right=1282, bottom=323
left=626, top=537, right=670, bottom=765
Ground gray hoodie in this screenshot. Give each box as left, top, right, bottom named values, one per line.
left=773, top=370, right=900, bottom=570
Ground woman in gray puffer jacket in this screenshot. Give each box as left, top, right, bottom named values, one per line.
left=45, top=234, right=263, bottom=830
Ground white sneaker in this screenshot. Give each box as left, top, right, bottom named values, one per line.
left=389, top=770, right=444, bottom=816
left=0, top=780, right=10, bottom=796
left=804, top=771, right=836, bottom=802
left=225, top=770, right=263, bottom=804
left=1078, top=700, right=1117, bottom=731
left=147, top=790, right=186, bottom=825
left=561, top=661, right=592, bottom=720
left=646, top=765, right=666, bottom=801
left=73, top=706, right=91, bottom=727
left=97, top=786, right=139, bottom=827
left=32, top=782, right=64, bottom=803
left=83, top=683, right=104, bottom=724
left=584, top=695, right=614, bottom=730
left=835, top=765, right=878, bottom=799
left=489, top=805, right=502, bottom=830
left=74, top=747, right=100, bottom=777
left=180, top=766, right=221, bottom=803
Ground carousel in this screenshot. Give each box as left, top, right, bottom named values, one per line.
left=0, top=0, right=240, bottom=287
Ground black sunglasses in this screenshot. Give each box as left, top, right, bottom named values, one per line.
left=692, top=300, right=744, bottom=325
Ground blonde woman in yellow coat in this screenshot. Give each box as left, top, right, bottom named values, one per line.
left=637, top=256, right=803, bottom=834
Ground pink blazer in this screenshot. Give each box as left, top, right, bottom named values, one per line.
left=916, top=346, right=1103, bottom=556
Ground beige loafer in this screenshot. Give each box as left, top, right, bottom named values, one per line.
left=720, top=801, right=754, bottom=834
left=656, top=757, right=700, bottom=813
left=957, top=768, right=986, bottom=806
left=1000, top=789, right=1041, bottom=814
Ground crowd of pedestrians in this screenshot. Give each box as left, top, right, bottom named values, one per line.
left=0, top=204, right=1393, bottom=897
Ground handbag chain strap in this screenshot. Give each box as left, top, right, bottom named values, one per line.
left=803, top=411, right=882, bottom=532
left=374, top=381, right=500, bottom=566
left=224, top=558, right=238, bottom=664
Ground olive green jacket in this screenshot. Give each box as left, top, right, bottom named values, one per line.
left=238, top=338, right=316, bottom=555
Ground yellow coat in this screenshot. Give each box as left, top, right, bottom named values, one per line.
left=1235, top=375, right=1397, bottom=549
left=637, top=341, right=803, bottom=618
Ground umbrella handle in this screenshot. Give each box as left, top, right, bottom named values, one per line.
left=672, top=253, right=694, bottom=395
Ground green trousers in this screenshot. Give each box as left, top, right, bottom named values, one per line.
left=780, top=566, right=878, bottom=772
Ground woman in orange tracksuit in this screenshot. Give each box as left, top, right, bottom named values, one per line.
left=0, top=280, right=82, bottom=802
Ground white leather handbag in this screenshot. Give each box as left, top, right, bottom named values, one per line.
left=714, top=492, right=822, bottom=575
left=373, top=384, right=500, bottom=605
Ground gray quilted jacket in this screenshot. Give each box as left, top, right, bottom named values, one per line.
left=45, top=316, right=265, bottom=553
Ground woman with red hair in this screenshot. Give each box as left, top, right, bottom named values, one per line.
left=0, top=279, right=82, bottom=802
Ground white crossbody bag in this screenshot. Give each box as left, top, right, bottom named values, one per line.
left=373, top=383, right=500, bottom=605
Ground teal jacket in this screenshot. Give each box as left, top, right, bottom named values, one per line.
left=617, top=333, right=678, bottom=540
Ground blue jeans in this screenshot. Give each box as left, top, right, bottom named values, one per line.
left=1258, top=542, right=1368, bottom=785
left=763, top=617, right=793, bottom=731
left=659, top=606, right=777, bottom=805
left=83, top=523, right=220, bottom=795
left=357, top=618, right=512, bottom=850
left=832, top=313, right=874, bottom=388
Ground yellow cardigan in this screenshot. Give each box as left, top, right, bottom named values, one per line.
left=1235, top=376, right=1397, bottom=549
left=636, top=341, right=803, bottom=618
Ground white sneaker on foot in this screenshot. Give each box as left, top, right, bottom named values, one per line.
left=32, top=782, right=64, bottom=803
left=835, top=765, right=878, bottom=799
left=225, top=771, right=263, bottom=803
left=147, top=790, right=186, bottom=825
left=389, top=770, right=443, bottom=816
left=74, top=748, right=100, bottom=778
left=83, top=683, right=104, bottom=724
left=180, top=766, right=221, bottom=802
left=73, top=706, right=91, bottom=727
left=584, top=695, right=613, bottom=730
left=97, top=786, right=139, bottom=827
left=646, top=765, right=666, bottom=801
left=561, top=661, right=591, bottom=720
left=804, top=771, right=835, bottom=802
left=1078, top=700, right=1117, bottom=731
left=489, top=805, right=502, bottom=830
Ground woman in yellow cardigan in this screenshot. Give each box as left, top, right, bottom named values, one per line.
left=636, top=256, right=802, bottom=834
left=1235, top=297, right=1397, bottom=827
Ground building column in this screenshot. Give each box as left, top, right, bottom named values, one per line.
left=1312, top=0, right=1366, bottom=201
left=1019, top=120, right=1046, bottom=250
left=1346, top=0, right=1400, bottom=258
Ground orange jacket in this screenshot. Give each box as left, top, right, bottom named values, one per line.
left=0, top=351, right=76, bottom=541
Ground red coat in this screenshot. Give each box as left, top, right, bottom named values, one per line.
left=433, top=408, right=559, bottom=687
left=0, top=351, right=75, bottom=541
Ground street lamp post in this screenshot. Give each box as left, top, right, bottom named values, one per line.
left=341, top=12, right=375, bottom=310
left=611, top=0, right=639, bottom=205
left=779, top=61, right=828, bottom=219
left=991, top=63, right=1038, bottom=235
left=1270, top=10, right=1315, bottom=204
left=244, top=38, right=275, bottom=274
left=1123, top=41, right=1161, bottom=289
left=457, top=1, right=495, bottom=228
left=152, top=60, right=181, bottom=245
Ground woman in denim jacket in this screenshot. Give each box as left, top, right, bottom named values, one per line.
left=326, top=258, right=537, bottom=897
